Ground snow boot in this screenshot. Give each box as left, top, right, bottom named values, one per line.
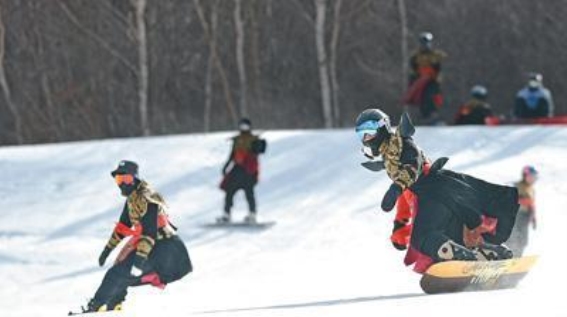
left=436, top=240, right=477, bottom=261
left=216, top=212, right=231, bottom=223
left=244, top=213, right=257, bottom=224
left=81, top=298, right=122, bottom=313
left=472, top=243, right=513, bottom=261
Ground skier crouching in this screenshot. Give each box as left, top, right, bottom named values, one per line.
left=78, top=160, right=192, bottom=313
left=355, top=109, right=518, bottom=273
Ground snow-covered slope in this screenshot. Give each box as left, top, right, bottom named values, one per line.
left=1, top=126, right=566, bottom=317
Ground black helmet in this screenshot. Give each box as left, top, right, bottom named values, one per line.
left=111, top=160, right=139, bottom=178
left=355, top=108, right=390, bottom=128
left=470, top=85, right=488, bottom=100
left=355, top=108, right=392, bottom=151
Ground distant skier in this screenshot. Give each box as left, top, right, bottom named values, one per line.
left=218, top=118, right=266, bottom=224
left=514, top=73, right=554, bottom=119
left=454, top=85, right=493, bottom=125
left=403, top=32, right=447, bottom=124
left=76, top=160, right=192, bottom=313
left=355, top=108, right=519, bottom=273
left=506, top=165, right=538, bottom=257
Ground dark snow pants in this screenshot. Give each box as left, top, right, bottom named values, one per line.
left=408, top=159, right=519, bottom=261
left=223, top=166, right=257, bottom=214
left=93, top=235, right=192, bottom=307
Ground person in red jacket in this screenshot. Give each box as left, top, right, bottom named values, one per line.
left=218, top=118, right=266, bottom=224
left=506, top=165, right=538, bottom=257
left=403, top=32, right=447, bottom=124
left=76, top=161, right=192, bottom=313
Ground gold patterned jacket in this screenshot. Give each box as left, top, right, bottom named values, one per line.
left=105, top=181, right=176, bottom=260
left=378, top=127, right=428, bottom=190
left=409, top=49, right=447, bottom=82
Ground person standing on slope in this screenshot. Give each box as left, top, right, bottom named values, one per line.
left=506, top=165, right=538, bottom=257
left=218, top=118, right=266, bottom=224
left=76, top=160, right=192, bottom=313
left=514, top=73, right=554, bottom=120
left=403, top=32, right=447, bottom=125
left=454, top=85, right=493, bottom=125
left=355, top=108, right=518, bottom=273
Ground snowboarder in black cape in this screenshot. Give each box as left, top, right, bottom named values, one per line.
left=355, top=108, right=518, bottom=273
left=74, top=160, right=192, bottom=314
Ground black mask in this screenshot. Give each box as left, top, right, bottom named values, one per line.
left=119, top=181, right=138, bottom=197
left=364, top=129, right=390, bottom=157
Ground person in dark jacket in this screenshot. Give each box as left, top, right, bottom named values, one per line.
left=79, top=160, right=192, bottom=313
left=355, top=109, right=518, bottom=273
left=218, top=118, right=266, bottom=224
left=454, top=85, right=493, bottom=125
left=514, top=73, right=554, bottom=119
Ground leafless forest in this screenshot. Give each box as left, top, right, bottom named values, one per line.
left=0, top=0, right=565, bottom=145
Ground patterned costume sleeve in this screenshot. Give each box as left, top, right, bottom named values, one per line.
left=105, top=204, right=132, bottom=250
left=381, top=130, right=423, bottom=190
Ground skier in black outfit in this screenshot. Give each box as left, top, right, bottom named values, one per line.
left=76, top=160, right=192, bottom=313
left=355, top=109, right=518, bottom=273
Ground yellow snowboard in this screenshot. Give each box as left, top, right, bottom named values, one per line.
left=420, top=255, right=538, bottom=294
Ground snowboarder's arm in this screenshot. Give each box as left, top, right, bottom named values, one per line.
left=381, top=183, right=403, bottom=212
left=392, top=137, right=422, bottom=189
left=104, top=204, right=132, bottom=251
left=99, top=204, right=132, bottom=266
left=222, top=140, right=236, bottom=174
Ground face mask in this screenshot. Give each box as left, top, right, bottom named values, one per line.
left=528, top=80, right=540, bottom=89
left=119, top=183, right=137, bottom=197
left=239, top=123, right=251, bottom=132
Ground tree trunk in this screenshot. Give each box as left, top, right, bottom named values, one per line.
left=204, top=0, right=220, bottom=132
left=329, top=0, right=342, bottom=126
left=194, top=0, right=238, bottom=126
left=314, top=0, right=333, bottom=128
left=249, top=0, right=262, bottom=114
left=234, top=0, right=248, bottom=118
left=133, top=0, right=150, bottom=136
left=0, top=6, right=23, bottom=144
left=397, top=0, right=409, bottom=109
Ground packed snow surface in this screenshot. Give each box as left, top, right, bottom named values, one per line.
left=1, top=126, right=566, bottom=317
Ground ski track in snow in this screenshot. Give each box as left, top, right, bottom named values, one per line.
left=0, top=126, right=566, bottom=317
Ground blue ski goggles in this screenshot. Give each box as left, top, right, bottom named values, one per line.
left=355, top=119, right=386, bottom=143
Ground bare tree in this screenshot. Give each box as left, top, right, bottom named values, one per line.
left=234, top=0, right=248, bottom=118
left=314, top=0, right=333, bottom=128
left=131, top=0, right=150, bottom=136
left=203, top=0, right=220, bottom=132
left=397, top=0, right=409, bottom=109
left=58, top=1, right=137, bottom=76
left=329, top=0, right=342, bottom=125
left=0, top=0, right=565, bottom=145
left=0, top=5, right=22, bottom=144
left=249, top=0, right=262, bottom=112
left=193, top=0, right=238, bottom=126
